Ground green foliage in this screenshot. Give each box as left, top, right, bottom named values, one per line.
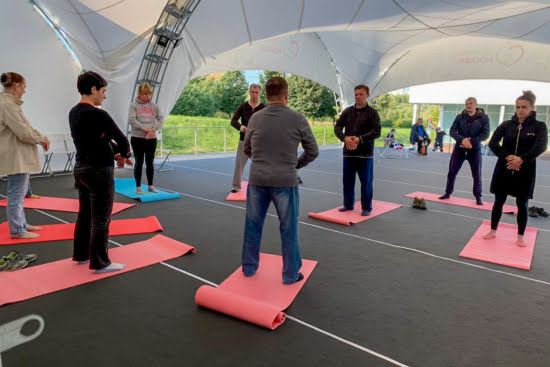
left=373, top=93, right=437, bottom=129
left=170, top=77, right=218, bottom=117
left=286, top=75, right=336, bottom=119
left=214, top=71, right=249, bottom=114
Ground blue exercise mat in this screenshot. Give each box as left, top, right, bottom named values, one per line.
left=114, top=178, right=181, bottom=203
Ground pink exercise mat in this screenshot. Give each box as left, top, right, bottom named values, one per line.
left=195, top=253, right=317, bottom=330
left=225, top=182, right=247, bottom=201
left=308, top=200, right=402, bottom=226
left=0, top=196, right=134, bottom=214
left=404, top=192, right=517, bottom=214
left=0, top=216, right=163, bottom=245
left=459, top=220, right=538, bottom=270
left=0, top=234, right=195, bottom=306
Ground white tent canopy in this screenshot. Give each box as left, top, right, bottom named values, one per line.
left=4, top=0, right=550, bottom=134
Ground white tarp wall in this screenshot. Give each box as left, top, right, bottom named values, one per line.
left=1, top=1, right=81, bottom=135
left=5, top=0, right=550, bottom=133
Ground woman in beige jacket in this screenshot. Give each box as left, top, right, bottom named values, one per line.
left=0, top=72, right=50, bottom=239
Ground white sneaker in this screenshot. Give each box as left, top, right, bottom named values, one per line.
left=136, top=187, right=143, bottom=195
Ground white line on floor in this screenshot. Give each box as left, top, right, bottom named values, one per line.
left=0, top=195, right=410, bottom=366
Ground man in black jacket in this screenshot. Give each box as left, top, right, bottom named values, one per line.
left=334, top=85, right=381, bottom=216
left=439, top=97, right=490, bottom=205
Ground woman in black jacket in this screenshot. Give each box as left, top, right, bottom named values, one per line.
left=483, top=91, right=548, bottom=247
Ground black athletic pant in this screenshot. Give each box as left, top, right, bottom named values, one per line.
left=73, top=163, right=114, bottom=270
left=131, top=136, right=157, bottom=187
left=491, top=192, right=529, bottom=235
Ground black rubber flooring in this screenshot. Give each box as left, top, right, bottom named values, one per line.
left=1, top=146, right=550, bottom=367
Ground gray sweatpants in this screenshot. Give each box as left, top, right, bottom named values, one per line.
left=232, top=140, right=249, bottom=190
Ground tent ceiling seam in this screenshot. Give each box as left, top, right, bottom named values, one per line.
left=184, top=29, right=206, bottom=64
left=313, top=32, right=344, bottom=98
left=390, top=14, right=412, bottom=29
left=371, top=49, right=411, bottom=94
left=240, top=0, right=252, bottom=44
left=66, top=0, right=105, bottom=61
left=74, top=0, right=126, bottom=15
left=345, top=0, right=365, bottom=30
left=297, top=0, right=305, bottom=32
left=391, top=0, right=449, bottom=36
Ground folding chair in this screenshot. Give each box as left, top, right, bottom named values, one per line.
left=50, top=133, right=76, bottom=176
left=154, top=129, right=173, bottom=172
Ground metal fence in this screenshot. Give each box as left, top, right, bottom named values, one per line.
left=159, top=125, right=340, bottom=155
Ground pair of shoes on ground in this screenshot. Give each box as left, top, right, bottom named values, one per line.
left=529, top=206, right=549, bottom=218
left=136, top=186, right=158, bottom=195
left=0, top=251, right=38, bottom=271
left=338, top=207, right=370, bottom=216
left=412, top=197, right=427, bottom=210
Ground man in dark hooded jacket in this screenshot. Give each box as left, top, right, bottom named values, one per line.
left=439, top=97, right=490, bottom=205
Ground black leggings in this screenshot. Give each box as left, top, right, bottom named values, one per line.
left=131, top=136, right=157, bottom=187
left=491, top=192, right=529, bottom=235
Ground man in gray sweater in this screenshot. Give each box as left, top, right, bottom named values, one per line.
left=242, top=76, right=319, bottom=285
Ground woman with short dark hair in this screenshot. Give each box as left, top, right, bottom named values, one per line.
left=0, top=72, right=50, bottom=239
left=484, top=91, right=548, bottom=247
left=69, top=71, right=132, bottom=273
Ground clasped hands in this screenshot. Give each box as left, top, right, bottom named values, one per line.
left=344, top=136, right=360, bottom=150
left=143, top=128, right=156, bottom=140
left=115, top=151, right=134, bottom=168
left=459, top=137, right=473, bottom=149
left=505, top=155, right=523, bottom=171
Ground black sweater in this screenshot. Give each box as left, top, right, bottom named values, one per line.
left=230, top=102, right=265, bottom=141
left=69, top=103, right=130, bottom=167
left=334, top=104, right=381, bottom=157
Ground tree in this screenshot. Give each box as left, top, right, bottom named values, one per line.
left=286, top=75, right=335, bottom=119
left=214, top=71, right=249, bottom=114
left=171, top=77, right=218, bottom=116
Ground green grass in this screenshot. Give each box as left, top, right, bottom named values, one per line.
left=161, top=115, right=420, bottom=155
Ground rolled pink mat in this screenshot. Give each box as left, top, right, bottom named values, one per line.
left=194, top=253, right=317, bottom=330
left=195, top=286, right=286, bottom=330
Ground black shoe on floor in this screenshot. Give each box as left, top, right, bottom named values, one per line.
left=338, top=207, right=353, bottom=212
left=476, top=197, right=483, bottom=206
left=230, top=189, right=238, bottom=193
left=418, top=198, right=427, bottom=210
left=412, top=197, right=421, bottom=209
left=536, top=207, right=549, bottom=217
left=361, top=210, right=371, bottom=216
left=529, top=206, right=539, bottom=217
left=284, top=272, right=304, bottom=285
left=439, top=194, right=450, bottom=200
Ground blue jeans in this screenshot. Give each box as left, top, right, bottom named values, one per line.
left=6, top=173, right=30, bottom=237
left=242, top=185, right=302, bottom=284
left=445, top=147, right=482, bottom=198
left=343, top=157, right=374, bottom=211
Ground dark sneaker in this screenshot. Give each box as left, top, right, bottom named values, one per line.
left=412, top=197, right=421, bottom=208
left=6, top=251, right=37, bottom=263
left=476, top=197, right=483, bottom=206
left=338, top=207, right=353, bottom=212
left=536, top=207, right=549, bottom=217
left=439, top=194, right=450, bottom=200
left=283, top=272, right=304, bottom=285
left=230, top=189, right=238, bottom=193
left=0, top=257, right=28, bottom=271
left=529, top=206, right=539, bottom=217
left=361, top=209, right=371, bottom=216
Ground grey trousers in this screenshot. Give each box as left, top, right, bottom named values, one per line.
left=232, top=140, right=249, bottom=190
